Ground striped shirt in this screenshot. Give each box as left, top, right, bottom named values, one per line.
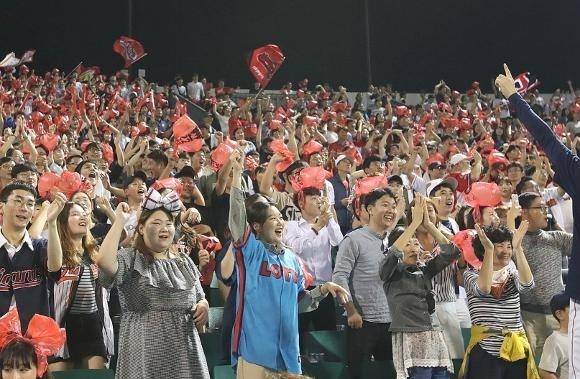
left=333, top=226, right=391, bottom=323
left=69, top=264, right=98, bottom=314
left=428, top=244, right=458, bottom=303
left=464, top=268, right=534, bottom=356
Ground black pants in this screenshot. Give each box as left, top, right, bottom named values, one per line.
left=347, top=321, right=392, bottom=379
left=299, top=291, right=337, bottom=332
left=298, top=289, right=337, bottom=353
left=467, top=344, right=527, bottom=379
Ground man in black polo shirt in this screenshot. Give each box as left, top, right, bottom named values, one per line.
left=0, top=182, right=61, bottom=329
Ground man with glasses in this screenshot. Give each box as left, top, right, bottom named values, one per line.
left=518, top=192, right=572, bottom=357
left=0, top=182, right=61, bottom=330
left=10, top=163, right=39, bottom=188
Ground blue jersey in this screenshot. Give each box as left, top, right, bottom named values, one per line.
left=231, top=227, right=305, bottom=374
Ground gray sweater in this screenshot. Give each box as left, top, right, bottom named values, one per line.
left=520, top=229, right=572, bottom=313
left=332, top=227, right=391, bottom=323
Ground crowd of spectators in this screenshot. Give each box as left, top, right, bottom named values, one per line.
left=0, top=62, right=577, bottom=379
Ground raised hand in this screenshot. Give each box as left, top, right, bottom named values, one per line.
left=198, top=249, right=210, bottom=269
left=512, top=220, right=529, bottom=251
left=410, top=195, right=425, bottom=227
left=46, top=192, right=67, bottom=223
left=475, top=224, right=494, bottom=252
left=494, top=64, right=517, bottom=99
left=114, top=202, right=132, bottom=224
left=181, top=207, right=202, bottom=226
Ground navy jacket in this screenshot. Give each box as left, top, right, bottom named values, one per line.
left=510, top=93, right=580, bottom=300
left=329, top=174, right=352, bottom=234
left=0, top=238, right=52, bottom=331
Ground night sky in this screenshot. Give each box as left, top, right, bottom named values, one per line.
left=1, top=0, right=579, bottom=92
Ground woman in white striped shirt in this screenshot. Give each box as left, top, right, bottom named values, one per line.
left=459, top=223, right=538, bottom=379
left=47, top=197, right=114, bottom=371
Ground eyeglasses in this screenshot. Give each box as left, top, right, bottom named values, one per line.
left=8, top=197, right=35, bottom=210
left=527, top=205, right=548, bottom=212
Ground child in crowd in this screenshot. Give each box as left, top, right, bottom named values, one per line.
left=538, top=292, right=569, bottom=379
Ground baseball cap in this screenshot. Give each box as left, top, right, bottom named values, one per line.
left=550, top=292, right=570, bottom=316
left=449, top=153, right=470, bottom=167
left=427, top=177, right=458, bottom=197
left=123, top=171, right=148, bottom=188
left=428, top=162, right=446, bottom=170
left=175, top=166, right=196, bottom=180
left=335, top=154, right=354, bottom=166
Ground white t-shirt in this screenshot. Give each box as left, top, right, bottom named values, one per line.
left=539, top=330, right=568, bottom=379
left=187, top=81, right=204, bottom=101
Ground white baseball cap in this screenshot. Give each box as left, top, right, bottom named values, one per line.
left=449, top=153, right=470, bottom=167
left=335, top=154, right=354, bottom=166
left=427, top=177, right=458, bottom=197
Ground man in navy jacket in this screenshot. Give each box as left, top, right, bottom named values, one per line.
left=496, top=64, right=580, bottom=377
left=0, top=182, right=60, bottom=330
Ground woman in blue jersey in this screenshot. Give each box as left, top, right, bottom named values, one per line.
left=228, top=149, right=349, bottom=378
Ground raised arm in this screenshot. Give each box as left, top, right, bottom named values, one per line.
left=511, top=220, right=533, bottom=286
left=258, top=153, right=284, bottom=197
left=96, top=203, right=132, bottom=276
left=474, top=225, right=494, bottom=294
left=46, top=193, right=67, bottom=272
left=496, top=64, right=580, bottom=197
left=228, top=149, right=247, bottom=242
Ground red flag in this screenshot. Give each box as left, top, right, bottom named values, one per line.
left=249, top=44, right=285, bottom=88
left=113, top=36, right=147, bottom=68
left=514, top=72, right=540, bottom=94
left=173, top=115, right=204, bottom=153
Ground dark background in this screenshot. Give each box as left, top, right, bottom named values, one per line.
left=1, top=0, right=579, bottom=92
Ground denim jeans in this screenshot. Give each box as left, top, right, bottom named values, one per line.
left=407, top=366, right=450, bottom=379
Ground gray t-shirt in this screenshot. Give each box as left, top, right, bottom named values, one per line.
left=333, top=226, right=391, bottom=323
left=521, top=230, right=572, bottom=312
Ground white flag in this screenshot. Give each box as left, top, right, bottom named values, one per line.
left=0, top=52, right=19, bottom=68
left=18, top=50, right=36, bottom=64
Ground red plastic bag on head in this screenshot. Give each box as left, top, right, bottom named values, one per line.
left=39, top=133, right=59, bottom=152
left=343, top=146, right=363, bottom=167
left=303, top=116, right=318, bottom=127
left=38, top=172, right=61, bottom=200
left=465, top=182, right=502, bottom=208
left=269, top=139, right=296, bottom=172
left=101, top=144, right=114, bottom=164
left=269, top=120, right=283, bottom=131
left=487, top=151, right=509, bottom=171
left=452, top=230, right=481, bottom=270
left=355, top=176, right=388, bottom=197
left=58, top=171, right=82, bottom=199
left=152, top=177, right=184, bottom=196
left=302, top=139, right=323, bottom=157
left=321, top=111, right=337, bottom=123
left=395, top=106, right=410, bottom=117
left=331, top=101, right=347, bottom=113
left=290, top=166, right=327, bottom=192
left=176, top=139, right=203, bottom=153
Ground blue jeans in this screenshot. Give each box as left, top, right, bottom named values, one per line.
left=407, top=366, right=450, bottom=379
